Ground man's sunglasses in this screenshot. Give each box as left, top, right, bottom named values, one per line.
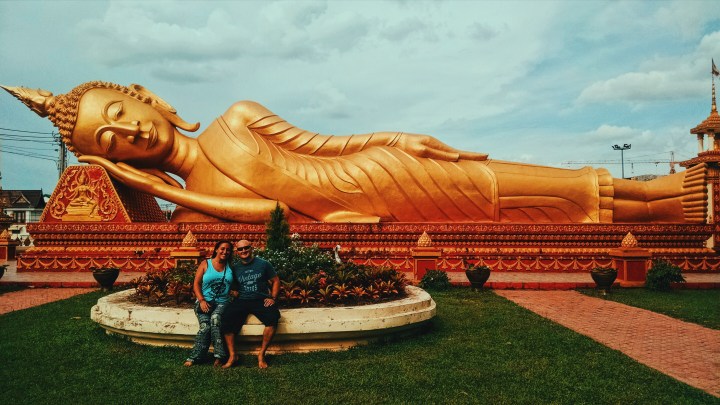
left=237, top=246, right=252, bottom=252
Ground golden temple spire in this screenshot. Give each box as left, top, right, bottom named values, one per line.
left=620, top=232, right=639, bottom=248
left=690, top=59, right=720, bottom=135
left=181, top=231, right=198, bottom=248
left=417, top=231, right=433, bottom=247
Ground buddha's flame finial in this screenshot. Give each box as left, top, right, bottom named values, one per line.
left=417, top=231, right=433, bottom=247
left=620, top=232, right=638, bottom=248
left=1, top=85, right=54, bottom=118
left=181, top=230, right=197, bottom=248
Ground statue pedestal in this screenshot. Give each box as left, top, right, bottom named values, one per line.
left=170, top=247, right=206, bottom=268
left=411, top=247, right=442, bottom=281
left=609, top=247, right=652, bottom=287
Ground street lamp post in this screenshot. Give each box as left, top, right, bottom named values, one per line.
left=612, top=144, right=631, bottom=179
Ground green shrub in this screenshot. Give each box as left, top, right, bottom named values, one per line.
left=255, top=243, right=336, bottom=281
left=645, top=259, right=685, bottom=291
left=256, top=246, right=407, bottom=307
left=265, top=202, right=292, bottom=252
left=419, top=269, right=451, bottom=290
left=130, top=263, right=195, bottom=305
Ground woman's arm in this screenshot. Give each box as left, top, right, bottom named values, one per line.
left=193, top=260, right=210, bottom=313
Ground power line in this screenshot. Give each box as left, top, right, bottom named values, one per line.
left=0, top=148, right=57, bottom=162
left=2, top=145, right=58, bottom=153
left=0, top=126, right=54, bottom=135
left=0, top=135, right=57, bottom=145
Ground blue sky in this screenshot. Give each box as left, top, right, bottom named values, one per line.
left=1, top=0, right=719, bottom=196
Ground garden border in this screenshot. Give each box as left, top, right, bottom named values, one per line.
left=91, top=286, right=436, bottom=353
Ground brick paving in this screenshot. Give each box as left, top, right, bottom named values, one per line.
left=496, top=290, right=720, bottom=397
left=0, top=288, right=94, bottom=315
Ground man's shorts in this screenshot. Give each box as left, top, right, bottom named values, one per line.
left=222, top=298, right=281, bottom=334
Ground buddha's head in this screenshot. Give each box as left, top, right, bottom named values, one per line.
left=2, top=81, right=199, bottom=165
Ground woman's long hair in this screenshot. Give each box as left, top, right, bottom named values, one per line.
left=211, top=240, right=234, bottom=260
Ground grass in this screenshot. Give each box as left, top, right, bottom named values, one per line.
left=580, top=288, right=720, bottom=330
left=0, top=288, right=716, bottom=404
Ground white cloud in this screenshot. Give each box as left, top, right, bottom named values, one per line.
left=577, top=28, right=720, bottom=106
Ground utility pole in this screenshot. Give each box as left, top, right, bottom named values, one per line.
left=55, top=132, right=67, bottom=178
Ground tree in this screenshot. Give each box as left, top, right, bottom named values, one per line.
left=265, top=202, right=291, bottom=252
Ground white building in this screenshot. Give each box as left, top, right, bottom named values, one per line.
left=0, top=189, right=46, bottom=244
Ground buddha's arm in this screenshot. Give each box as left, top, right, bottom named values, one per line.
left=224, top=101, right=487, bottom=161
left=79, top=156, right=285, bottom=222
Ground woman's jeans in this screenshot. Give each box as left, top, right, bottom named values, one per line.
left=186, top=301, right=227, bottom=362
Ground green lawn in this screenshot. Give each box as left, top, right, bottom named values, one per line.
left=580, top=288, right=720, bottom=330
left=0, top=289, right=716, bottom=404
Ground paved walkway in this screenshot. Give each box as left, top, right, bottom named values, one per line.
left=0, top=288, right=94, bottom=315
left=496, top=290, right=720, bottom=397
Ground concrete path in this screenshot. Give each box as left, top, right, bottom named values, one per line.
left=496, top=290, right=720, bottom=397
left=0, top=288, right=94, bottom=315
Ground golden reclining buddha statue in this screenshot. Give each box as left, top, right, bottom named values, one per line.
left=2, top=81, right=707, bottom=224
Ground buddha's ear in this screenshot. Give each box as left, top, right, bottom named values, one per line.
left=129, top=83, right=200, bottom=132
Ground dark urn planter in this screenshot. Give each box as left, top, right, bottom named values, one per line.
left=0, top=264, right=6, bottom=281
left=92, top=267, right=120, bottom=291
left=465, top=265, right=491, bottom=291
left=590, top=267, right=617, bottom=295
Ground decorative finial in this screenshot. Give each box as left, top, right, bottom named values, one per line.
left=181, top=230, right=197, bottom=248
left=620, top=232, right=638, bottom=248
left=712, top=59, right=719, bottom=113
left=0, top=229, right=9, bottom=239
left=1, top=85, right=54, bottom=117
left=417, top=231, right=433, bottom=247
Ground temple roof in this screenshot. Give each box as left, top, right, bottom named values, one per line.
left=0, top=190, right=46, bottom=210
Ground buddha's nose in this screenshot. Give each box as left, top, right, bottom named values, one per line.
left=111, top=121, right=141, bottom=137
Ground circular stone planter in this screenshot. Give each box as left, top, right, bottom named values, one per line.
left=91, top=286, right=436, bottom=354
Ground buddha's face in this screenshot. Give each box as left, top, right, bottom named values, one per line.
left=72, top=89, right=175, bottom=164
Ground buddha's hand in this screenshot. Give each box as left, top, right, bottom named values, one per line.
left=396, top=134, right=487, bottom=161
left=78, top=156, right=168, bottom=190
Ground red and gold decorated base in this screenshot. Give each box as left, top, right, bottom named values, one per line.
left=610, top=247, right=653, bottom=287
left=19, top=221, right=720, bottom=274
left=17, top=165, right=720, bottom=275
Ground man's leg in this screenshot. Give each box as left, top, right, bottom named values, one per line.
left=253, top=299, right=281, bottom=369
left=221, top=301, right=245, bottom=368
left=221, top=332, right=238, bottom=368
left=258, top=325, right=276, bottom=369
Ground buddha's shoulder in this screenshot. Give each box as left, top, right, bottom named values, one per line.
left=221, top=100, right=277, bottom=127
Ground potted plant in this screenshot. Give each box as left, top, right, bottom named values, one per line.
left=465, top=264, right=491, bottom=291
left=92, top=267, right=120, bottom=291
left=0, top=263, right=7, bottom=280
left=590, top=266, right=617, bottom=295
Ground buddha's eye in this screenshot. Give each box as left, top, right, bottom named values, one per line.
left=104, top=101, right=124, bottom=121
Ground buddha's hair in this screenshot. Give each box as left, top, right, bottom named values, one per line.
left=48, top=81, right=152, bottom=156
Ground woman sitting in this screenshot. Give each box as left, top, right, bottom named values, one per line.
left=183, top=240, right=234, bottom=367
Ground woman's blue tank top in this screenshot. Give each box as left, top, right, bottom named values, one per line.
left=201, top=259, right=233, bottom=303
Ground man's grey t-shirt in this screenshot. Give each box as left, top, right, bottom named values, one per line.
left=232, top=256, right=277, bottom=300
